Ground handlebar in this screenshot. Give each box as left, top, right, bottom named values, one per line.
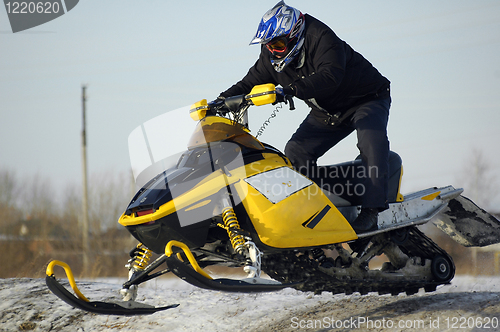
left=285, top=95, right=295, bottom=111
left=209, top=91, right=295, bottom=116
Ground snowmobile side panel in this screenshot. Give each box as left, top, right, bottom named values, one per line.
left=234, top=166, right=357, bottom=248
left=433, top=195, right=500, bottom=247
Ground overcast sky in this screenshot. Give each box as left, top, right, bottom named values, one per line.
left=1, top=1, right=499, bottom=210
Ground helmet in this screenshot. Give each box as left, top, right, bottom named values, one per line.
left=250, top=1, right=305, bottom=72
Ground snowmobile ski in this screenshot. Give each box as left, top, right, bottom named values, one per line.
left=165, top=240, right=303, bottom=292
left=45, top=260, right=179, bottom=316
left=165, top=256, right=303, bottom=292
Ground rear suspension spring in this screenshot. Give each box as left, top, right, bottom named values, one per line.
left=310, top=248, right=328, bottom=264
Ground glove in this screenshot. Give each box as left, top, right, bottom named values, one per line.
left=274, top=85, right=295, bottom=104
left=205, top=96, right=225, bottom=116
left=275, top=87, right=286, bottom=103
left=208, top=96, right=225, bottom=106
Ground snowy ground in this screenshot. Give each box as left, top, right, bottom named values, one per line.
left=1, top=275, right=500, bottom=332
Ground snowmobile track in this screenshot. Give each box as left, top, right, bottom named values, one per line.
left=261, top=226, right=454, bottom=297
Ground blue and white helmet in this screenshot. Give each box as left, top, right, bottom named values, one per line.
left=250, top=1, right=306, bottom=72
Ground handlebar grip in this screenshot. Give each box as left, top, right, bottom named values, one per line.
left=286, top=95, right=295, bottom=111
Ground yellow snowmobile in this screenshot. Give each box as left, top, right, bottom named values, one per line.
left=46, top=84, right=500, bottom=315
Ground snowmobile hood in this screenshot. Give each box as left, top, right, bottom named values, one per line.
left=124, top=167, right=192, bottom=216
left=188, top=116, right=263, bottom=151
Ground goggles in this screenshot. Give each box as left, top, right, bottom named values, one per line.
left=266, top=37, right=288, bottom=55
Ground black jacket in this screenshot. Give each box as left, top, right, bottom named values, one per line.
left=220, top=14, right=390, bottom=119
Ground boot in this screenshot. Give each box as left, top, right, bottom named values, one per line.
left=351, top=208, right=379, bottom=233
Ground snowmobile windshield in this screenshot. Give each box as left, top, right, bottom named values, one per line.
left=187, top=116, right=264, bottom=151
left=128, top=105, right=193, bottom=187
left=128, top=106, right=263, bottom=188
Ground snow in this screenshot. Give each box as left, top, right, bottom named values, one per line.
left=1, top=275, right=500, bottom=332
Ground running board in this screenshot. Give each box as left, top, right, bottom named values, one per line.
left=357, top=186, right=463, bottom=238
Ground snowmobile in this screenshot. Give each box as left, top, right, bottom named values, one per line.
left=46, top=83, right=500, bottom=316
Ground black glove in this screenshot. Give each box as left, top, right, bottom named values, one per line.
left=274, top=85, right=296, bottom=110
left=208, top=96, right=225, bottom=106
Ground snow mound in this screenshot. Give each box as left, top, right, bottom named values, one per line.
left=1, top=276, right=499, bottom=331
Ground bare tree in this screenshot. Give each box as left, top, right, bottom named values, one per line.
left=21, top=173, right=56, bottom=223
left=88, top=170, right=133, bottom=233
left=0, top=168, right=23, bottom=235
left=0, top=168, right=20, bottom=208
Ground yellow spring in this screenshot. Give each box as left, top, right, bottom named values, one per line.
left=133, top=243, right=152, bottom=271
left=222, top=206, right=246, bottom=254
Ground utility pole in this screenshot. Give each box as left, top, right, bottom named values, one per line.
left=81, top=85, right=90, bottom=274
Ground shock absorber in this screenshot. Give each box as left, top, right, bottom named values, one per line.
left=127, top=243, right=153, bottom=271
left=222, top=206, right=246, bottom=254
left=311, top=247, right=334, bottom=268
left=122, top=243, right=152, bottom=302
left=220, top=198, right=246, bottom=255
left=311, top=248, right=327, bottom=262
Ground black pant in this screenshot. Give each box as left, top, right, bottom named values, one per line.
left=284, top=97, right=391, bottom=210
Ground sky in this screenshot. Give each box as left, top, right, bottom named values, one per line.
left=1, top=1, right=500, bottom=210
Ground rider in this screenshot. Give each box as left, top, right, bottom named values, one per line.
left=215, top=1, right=391, bottom=233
